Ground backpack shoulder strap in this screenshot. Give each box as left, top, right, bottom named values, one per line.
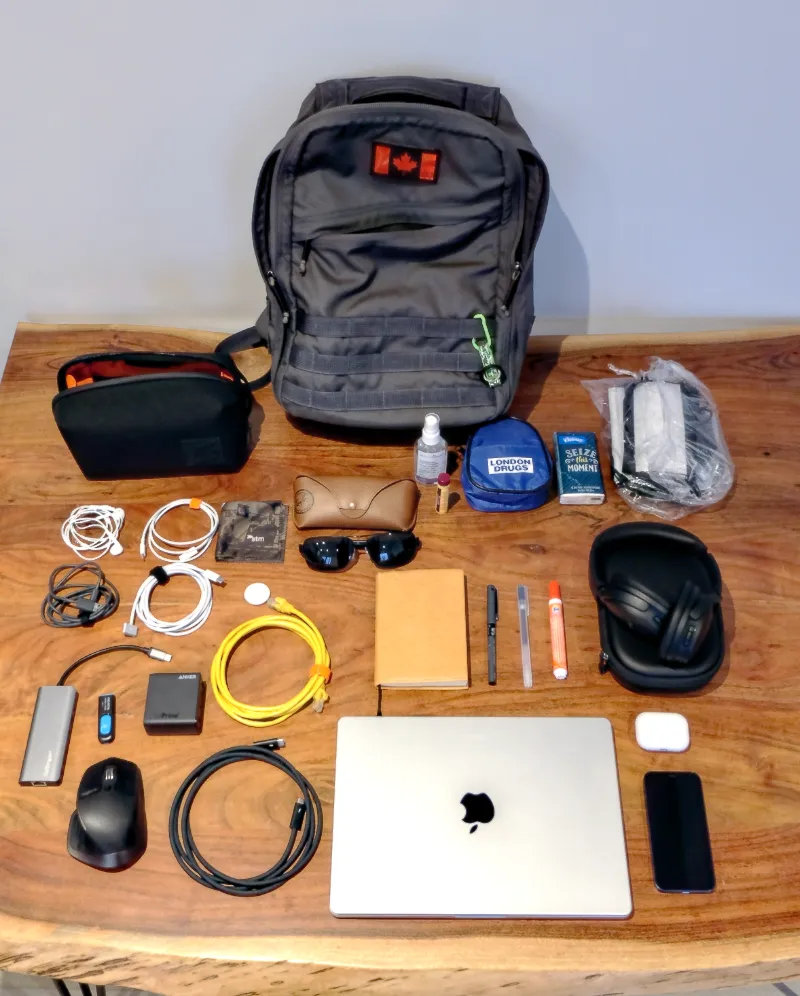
left=215, top=326, right=271, bottom=391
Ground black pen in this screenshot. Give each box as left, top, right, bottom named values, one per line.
left=487, top=585, right=498, bottom=685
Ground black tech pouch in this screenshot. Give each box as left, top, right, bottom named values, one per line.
left=52, top=330, right=270, bottom=480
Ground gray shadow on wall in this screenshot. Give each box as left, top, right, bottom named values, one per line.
left=222, top=97, right=300, bottom=319
left=533, top=189, right=590, bottom=337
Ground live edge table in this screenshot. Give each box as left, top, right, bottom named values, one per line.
left=1, top=322, right=800, bottom=996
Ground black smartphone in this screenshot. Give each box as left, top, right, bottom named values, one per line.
left=643, top=771, right=715, bottom=893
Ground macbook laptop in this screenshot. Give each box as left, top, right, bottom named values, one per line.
left=330, top=716, right=631, bottom=918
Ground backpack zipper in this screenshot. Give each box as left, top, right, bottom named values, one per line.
left=500, top=261, right=522, bottom=316
left=297, top=222, right=444, bottom=277
left=298, top=241, right=312, bottom=276
left=266, top=270, right=290, bottom=324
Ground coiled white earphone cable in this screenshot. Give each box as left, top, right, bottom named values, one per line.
left=61, top=505, right=125, bottom=561
left=124, top=563, right=224, bottom=638
left=139, top=498, right=219, bottom=562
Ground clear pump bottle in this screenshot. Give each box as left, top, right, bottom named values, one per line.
left=415, top=413, right=448, bottom=485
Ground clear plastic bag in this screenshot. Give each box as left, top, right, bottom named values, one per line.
left=582, top=357, right=734, bottom=519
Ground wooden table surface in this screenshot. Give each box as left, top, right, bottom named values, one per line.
left=1, top=322, right=800, bottom=996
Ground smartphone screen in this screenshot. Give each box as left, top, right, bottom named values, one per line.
left=644, top=771, right=715, bottom=893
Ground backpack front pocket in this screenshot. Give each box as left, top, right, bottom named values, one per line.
left=291, top=212, right=501, bottom=319
left=279, top=314, right=508, bottom=422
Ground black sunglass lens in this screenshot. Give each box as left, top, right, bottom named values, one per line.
left=365, top=532, right=420, bottom=569
left=300, top=537, right=355, bottom=572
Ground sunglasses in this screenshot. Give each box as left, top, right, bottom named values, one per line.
left=298, top=531, right=420, bottom=572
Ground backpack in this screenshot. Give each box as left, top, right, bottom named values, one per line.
left=227, top=75, right=549, bottom=429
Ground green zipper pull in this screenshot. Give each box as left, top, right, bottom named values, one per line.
left=471, top=314, right=504, bottom=388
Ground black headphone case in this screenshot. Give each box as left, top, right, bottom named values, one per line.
left=589, top=522, right=725, bottom=693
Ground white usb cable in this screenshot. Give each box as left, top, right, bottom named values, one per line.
left=124, top=563, right=224, bottom=638
left=61, top=505, right=125, bottom=561
left=139, top=498, right=219, bottom=562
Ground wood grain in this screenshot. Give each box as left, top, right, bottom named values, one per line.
left=1, top=322, right=800, bottom=996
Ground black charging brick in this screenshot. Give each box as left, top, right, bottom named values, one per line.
left=143, top=673, right=205, bottom=736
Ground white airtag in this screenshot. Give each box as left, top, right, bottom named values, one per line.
left=244, top=582, right=271, bottom=606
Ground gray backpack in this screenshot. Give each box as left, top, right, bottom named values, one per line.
left=226, top=76, right=549, bottom=429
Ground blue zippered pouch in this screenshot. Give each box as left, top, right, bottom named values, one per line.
left=463, top=417, right=553, bottom=512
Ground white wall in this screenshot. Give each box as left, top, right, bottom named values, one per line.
left=1, top=0, right=799, bottom=369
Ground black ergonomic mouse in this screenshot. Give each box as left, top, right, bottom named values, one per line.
left=67, top=757, right=146, bottom=870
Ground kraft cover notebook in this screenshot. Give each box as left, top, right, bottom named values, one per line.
left=374, top=568, right=468, bottom=688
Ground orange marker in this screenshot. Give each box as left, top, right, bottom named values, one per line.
left=548, top=581, right=568, bottom=680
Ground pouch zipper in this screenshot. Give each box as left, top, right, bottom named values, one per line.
left=56, top=351, right=242, bottom=392
left=465, top=459, right=548, bottom=497
left=55, top=371, right=247, bottom=399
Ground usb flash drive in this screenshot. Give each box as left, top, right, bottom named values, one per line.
left=98, top=694, right=115, bottom=744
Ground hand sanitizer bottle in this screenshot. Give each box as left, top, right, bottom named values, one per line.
left=415, top=413, right=448, bottom=485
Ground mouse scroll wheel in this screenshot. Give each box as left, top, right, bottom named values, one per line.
left=103, top=765, right=117, bottom=785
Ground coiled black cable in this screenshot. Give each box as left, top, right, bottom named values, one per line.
left=42, top=563, right=119, bottom=628
left=169, top=741, right=322, bottom=897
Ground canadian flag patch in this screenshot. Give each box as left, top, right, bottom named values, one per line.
left=371, top=143, right=440, bottom=183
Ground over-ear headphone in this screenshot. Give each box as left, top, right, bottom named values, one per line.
left=596, top=575, right=718, bottom=665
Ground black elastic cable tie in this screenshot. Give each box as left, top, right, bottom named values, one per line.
left=149, top=566, right=170, bottom=586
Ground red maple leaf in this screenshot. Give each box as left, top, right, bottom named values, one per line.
left=393, top=152, right=418, bottom=173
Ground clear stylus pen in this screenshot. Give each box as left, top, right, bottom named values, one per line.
left=517, top=584, right=533, bottom=688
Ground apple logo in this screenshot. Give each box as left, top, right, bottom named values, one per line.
left=460, top=792, right=494, bottom=833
